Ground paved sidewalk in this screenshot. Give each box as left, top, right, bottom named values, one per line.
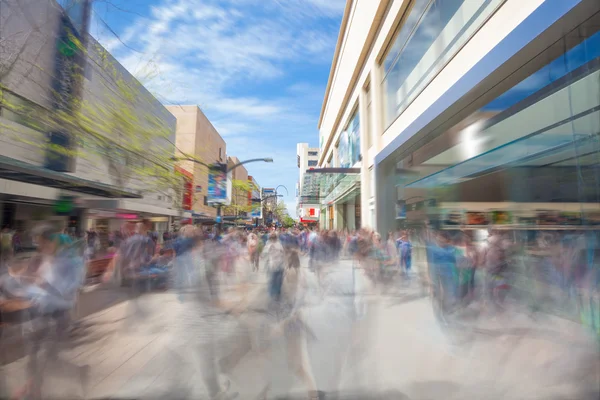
left=0, top=259, right=598, bottom=400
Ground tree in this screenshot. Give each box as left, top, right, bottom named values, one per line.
left=282, top=215, right=295, bottom=228
left=222, top=179, right=258, bottom=217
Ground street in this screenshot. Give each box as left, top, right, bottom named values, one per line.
left=1, top=257, right=599, bottom=400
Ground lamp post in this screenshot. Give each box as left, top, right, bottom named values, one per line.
left=252, top=194, right=283, bottom=227
left=171, top=155, right=273, bottom=233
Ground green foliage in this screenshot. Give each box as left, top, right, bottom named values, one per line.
left=282, top=215, right=295, bottom=228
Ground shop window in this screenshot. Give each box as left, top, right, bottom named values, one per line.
left=382, top=0, right=503, bottom=126
left=337, top=108, right=361, bottom=167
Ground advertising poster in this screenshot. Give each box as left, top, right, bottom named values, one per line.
left=466, top=212, right=489, bottom=226
left=395, top=202, right=406, bottom=219
left=491, top=210, right=512, bottom=225
left=250, top=202, right=262, bottom=219
left=208, top=168, right=227, bottom=204
left=442, top=209, right=463, bottom=227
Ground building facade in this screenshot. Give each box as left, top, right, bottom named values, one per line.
left=0, top=0, right=179, bottom=243
left=296, top=143, right=320, bottom=226
left=166, top=105, right=226, bottom=218
left=314, top=0, right=600, bottom=234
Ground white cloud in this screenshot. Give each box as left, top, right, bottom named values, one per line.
left=91, top=0, right=341, bottom=217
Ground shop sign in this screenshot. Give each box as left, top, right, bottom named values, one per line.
left=117, top=213, right=138, bottom=220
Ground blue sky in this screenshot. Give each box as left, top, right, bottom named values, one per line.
left=90, top=0, right=344, bottom=216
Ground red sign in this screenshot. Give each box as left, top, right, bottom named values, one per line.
left=117, top=213, right=138, bottom=220
left=182, top=180, right=193, bottom=210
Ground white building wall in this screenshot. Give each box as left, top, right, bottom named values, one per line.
left=318, top=0, right=546, bottom=231
left=296, top=143, right=319, bottom=218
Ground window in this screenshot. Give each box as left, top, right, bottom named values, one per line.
left=382, top=0, right=503, bottom=126
left=336, top=108, right=361, bottom=168
left=308, top=151, right=318, bottom=156
left=219, top=148, right=222, bottom=160
left=308, top=160, right=318, bottom=167
left=203, top=195, right=208, bottom=206
left=297, top=155, right=301, bottom=168
left=348, top=110, right=361, bottom=164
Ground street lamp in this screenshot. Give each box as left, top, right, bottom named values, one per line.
left=172, top=156, right=273, bottom=232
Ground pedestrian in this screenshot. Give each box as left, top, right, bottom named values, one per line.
left=14, top=224, right=88, bottom=400
left=167, top=229, right=239, bottom=400
left=396, top=231, right=412, bottom=275
left=103, top=220, right=157, bottom=325
left=262, top=233, right=285, bottom=301
left=248, top=231, right=260, bottom=271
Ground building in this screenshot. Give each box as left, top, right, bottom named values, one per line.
left=312, top=0, right=600, bottom=234
left=166, top=105, right=226, bottom=219
left=0, top=0, right=180, bottom=244
left=223, top=156, right=249, bottom=219
left=296, top=143, right=320, bottom=226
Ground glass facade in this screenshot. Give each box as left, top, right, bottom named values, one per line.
left=382, top=0, right=502, bottom=126
left=375, top=9, right=600, bottom=324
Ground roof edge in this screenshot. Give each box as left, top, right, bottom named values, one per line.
left=317, top=0, right=354, bottom=130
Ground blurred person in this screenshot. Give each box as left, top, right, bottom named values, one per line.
left=329, top=231, right=342, bottom=261
left=1, top=226, right=13, bottom=264
left=483, top=230, right=512, bottom=309
left=12, top=229, right=22, bottom=255
left=426, top=230, right=459, bottom=321
left=14, top=224, right=88, bottom=400
left=248, top=231, right=260, bottom=271
left=103, top=220, right=157, bottom=324
left=370, top=232, right=394, bottom=283
left=396, top=231, right=413, bottom=276
left=265, top=241, right=319, bottom=400
left=262, top=233, right=285, bottom=301
left=166, top=228, right=239, bottom=400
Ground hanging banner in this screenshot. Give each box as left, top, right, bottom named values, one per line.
left=250, top=202, right=262, bottom=219
left=208, top=164, right=227, bottom=204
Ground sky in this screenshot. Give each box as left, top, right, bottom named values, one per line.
left=89, top=0, right=345, bottom=217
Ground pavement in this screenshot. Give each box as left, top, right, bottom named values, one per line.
left=0, top=257, right=598, bottom=400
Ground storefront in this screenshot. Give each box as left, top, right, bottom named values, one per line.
left=375, top=0, right=600, bottom=236
left=299, top=168, right=361, bottom=231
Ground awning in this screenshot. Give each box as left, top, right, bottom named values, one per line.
left=0, top=155, right=141, bottom=198
left=406, top=133, right=581, bottom=188
left=407, top=61, right=600, bottom=189
left=299, top=168, right=361, bottom=205
left=82, top=199, right=183, bottom=217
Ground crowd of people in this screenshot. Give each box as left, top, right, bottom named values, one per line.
left=1, top=218, right=599, bottom=399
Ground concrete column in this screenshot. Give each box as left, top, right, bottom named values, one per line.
left=335, top=204, right=344, bottom=230
left=370, top=63, right=385, bottom=152
left=368, top=65, right=387, bottom=230
left=346, top=203, right=356, bottom=231
left=359, top=84, right=369, bottom=229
